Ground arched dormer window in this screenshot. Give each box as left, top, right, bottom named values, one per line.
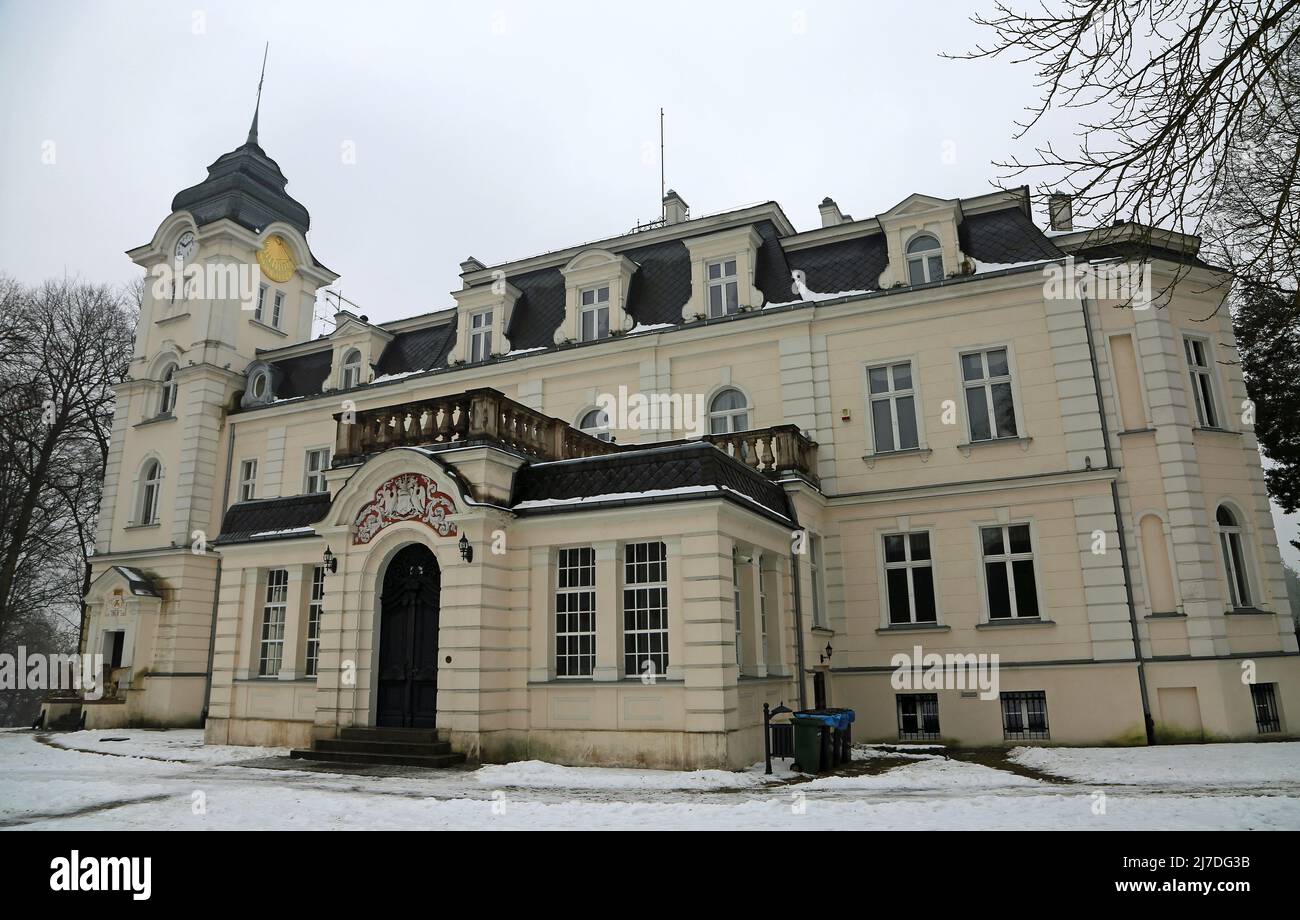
left=1215, top=505, right=1253, bottom=609
left=906, top=235, right=944, bottom=285
left=158, top=363, right=179, bottom=417
left=137, top=459, right=162, bottom=526
left=341, top=349, right=363, bottom=389
left=709, top=388, right=750, bottom=435
left=579, top=408, right=612, bottom=442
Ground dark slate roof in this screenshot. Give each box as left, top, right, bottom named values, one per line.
left=959, top=207, right=1065, bottom=263
left=271, top=349, right=332, bottom=400
left=215, top=493, right=332, bottom=545
left=171, top=139, right=311, bottom=235
left=512, top=442, right=795, bottom=524
left=374, top=323, right=457, bottom=378
left=786, top=234, right=889, bottom=295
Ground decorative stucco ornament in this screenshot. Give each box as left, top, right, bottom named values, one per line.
left=256, top=233, right=296, bottom=283
left=353, top=473, right=458, bottom=545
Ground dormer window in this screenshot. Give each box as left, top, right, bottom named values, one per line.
left=906, top=235, right=944, bottom=285
left=341, top=348, right=363, bottom=389
left=249, top=368, right=270, bottom=401
left=707, top=259, right=739, bottom=317
left=580, top=286, right=610, bottom=341
left=158, top=364, right=179, bottom=416
left=470, top=310, right=493, bottom=362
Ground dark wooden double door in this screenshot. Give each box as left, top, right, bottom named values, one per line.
left=376, top=544, right=442, bottom=728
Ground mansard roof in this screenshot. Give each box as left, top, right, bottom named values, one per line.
left=171, top=138, right=311, bottom=236
left=244, top=188, right=1067, bottom=408
left=214, top=492, right=333, bottom=545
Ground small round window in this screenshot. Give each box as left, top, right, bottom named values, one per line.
left=250, top=371, right=269, bottom=399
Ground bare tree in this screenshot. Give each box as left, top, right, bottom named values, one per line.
left=956, top=1, right=1300, bottom=288
left=0, top=278, right=136, bottom=650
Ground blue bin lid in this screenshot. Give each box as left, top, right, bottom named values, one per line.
left=794, top=709, right=856, bottom=729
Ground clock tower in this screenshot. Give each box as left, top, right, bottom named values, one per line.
left=81, top=86, right=338, bottom=728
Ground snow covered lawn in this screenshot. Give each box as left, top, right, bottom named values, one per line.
left=0, top=729, right=1297, bottom=830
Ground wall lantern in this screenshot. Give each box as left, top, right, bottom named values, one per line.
left=458, top=534, right=474, bottom=564
left=322, top=546, right=338, bottom=575
left=820, top=641, right=834, bottom=664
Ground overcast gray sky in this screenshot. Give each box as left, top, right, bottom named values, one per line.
left=1, top=0, right=1296, bottom=566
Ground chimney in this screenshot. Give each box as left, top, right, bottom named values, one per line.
left=1048, top=194, right=1074, bottom=232
left=819, top=197, right=845, bottom=228
left=663, top=189, right=689, bottom=225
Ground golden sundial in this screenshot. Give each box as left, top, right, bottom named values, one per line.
left=256, top=234, right=296, bottom=283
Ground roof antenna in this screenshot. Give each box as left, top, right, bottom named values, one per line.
left=247, top=42, right=268, bottom=147
left=659, top=107, right=666, bottom=220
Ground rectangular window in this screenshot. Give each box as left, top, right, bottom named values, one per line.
left=883, top=532, right=936, bottom=625
left=867, top=361, right=919, bottom=452
left=623, top=541, right=668, bottom=678
left=238, top=458, right=258, bottom=502
left=1183, top=336, right=1220, bottom=428
left=271, top=291, right=285, bottom=328
left=304, top=448, right=330, bottom=494
left=555, top=547, right=596, bottom=678
left=809, top=534, right=827, bottom=628
left=470, top=310, right=493, bottom=362
left=1001, top=691, right=1050, bottom=740
left=961, top=348, right=1018, bottom=441
left=254, top=284, right=267, bottom=322
left=707, top=259, right=739, bottom=318
left=258, top=569, right=289, bottom=677
left=1251, top=683, right=1281, bottom=733
left=982, top=524, right=1040, bottom=620
left=897, top=693, right=940, bottom=741
left=305, top=565, right=324, bottom=678
left=580, top=286, right=610, bottom=341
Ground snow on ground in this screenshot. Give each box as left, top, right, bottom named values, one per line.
left=1009, top=742, right=1300, bottom=787
left=47, top=729, right=289, bottom=764
left=474, top=759, right=784, bottom=791
left=1, top=730, right=1298, bottom=830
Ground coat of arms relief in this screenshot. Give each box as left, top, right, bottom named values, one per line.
left=353, top=473, right=458, bottom=545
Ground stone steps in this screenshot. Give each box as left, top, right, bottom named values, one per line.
left=289, top=726, right=466, bottom=769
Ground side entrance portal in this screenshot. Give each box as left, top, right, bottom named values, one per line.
left=376, top=543, right=442, bottom=728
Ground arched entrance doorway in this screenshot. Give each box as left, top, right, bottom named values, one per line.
left=376, top=543, right=441, bottom=728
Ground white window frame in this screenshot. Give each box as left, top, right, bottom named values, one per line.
left=579, top=285, right=611, bottom=342
left=271, top=290, right=285, bottom=328
left=622, top=541, right=668, bottom=679
left=1183, top=335, right=1222, bottom=429
left=706, top=258, right=739, bottom=318
left=881, top=530, right=938, bottom=626
left=305, top=565, right=324, bottom=678
left=1214, top=504, right=1255, bottom=609
left=470, top=309, right=493, bottom=362
left=578, top=408, right=612, bottom=442
left=756, top=555, right=769, bottom=668
left=340, top=348, right=363, bottom=389
left=303, top=447, right=331, bottom=494
left=254, top=284, right=267, bottom=322
left=258, top=569, right=289, bottom=677
left=555, top=547, right=597, bottom=679
left=865, top=360, right=920, bottom=453
left=158, top=364, right=179, bottom=417
left=249, top=368, right=270, bottom=401
left=905, top=234, right=944, bottom=285
left=809, top=534, right=827, bottom=628
left=959, top=346, right=1020, bottom=442
left=979, top=521, right=1042, bottom=621
left=732, top=547, right=744, bottom=667
left=238, top=458, right=258, bottom=502
left=708, top=387, right=750, bottom=435
left=137, top=459, right=162, bottom=525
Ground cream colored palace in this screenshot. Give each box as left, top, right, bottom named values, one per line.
left=59, top=110, right=1300, bottom=769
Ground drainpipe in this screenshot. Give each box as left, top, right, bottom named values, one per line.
left=790, top=537, right=808, bottom=712
left=200, top=419, right=236, bottom=723
left=1079, top=294, right=1156, bottom=744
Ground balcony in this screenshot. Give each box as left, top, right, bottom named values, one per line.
left=335, top=387, right=818, bottom=482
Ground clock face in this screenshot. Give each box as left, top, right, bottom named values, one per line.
left=174, top=231, right=197, bottom=264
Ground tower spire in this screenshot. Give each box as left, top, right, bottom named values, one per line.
left=246, top=43, right=268, bottom=147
